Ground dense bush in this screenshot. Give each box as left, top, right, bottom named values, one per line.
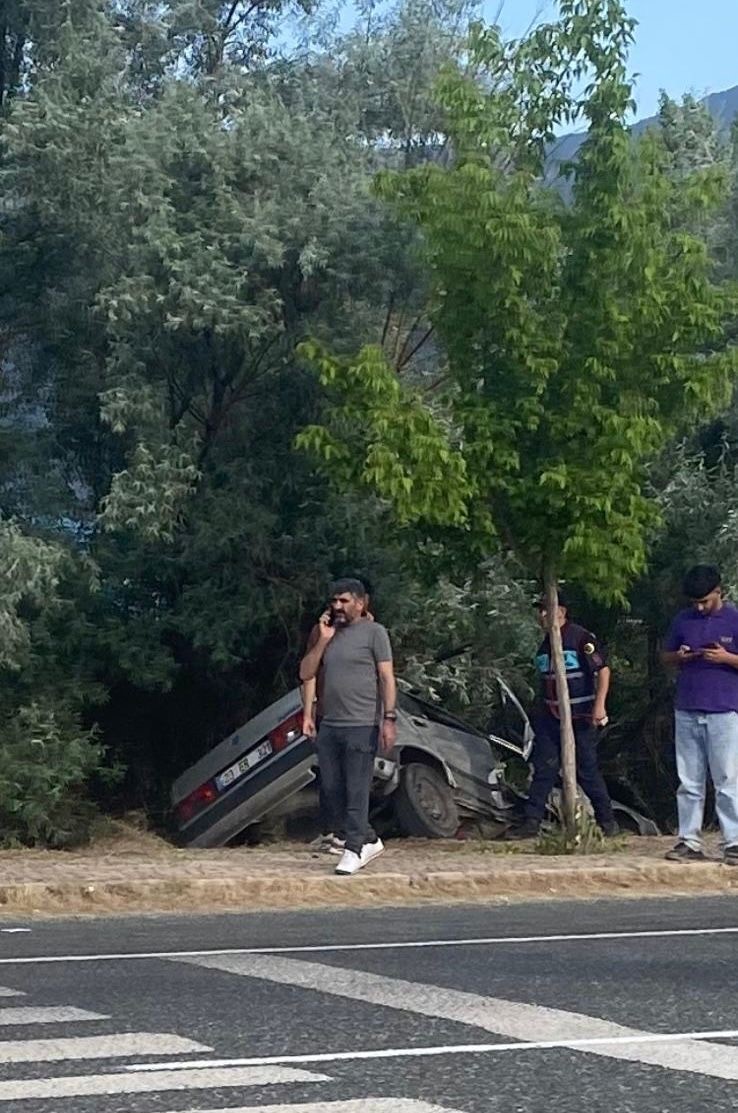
left=0, top=703, right=113, bottom=848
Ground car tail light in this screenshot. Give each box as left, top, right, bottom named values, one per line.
left=176, top=780, right=218, bottom=824
left=269, top=711, right=303, bottom=752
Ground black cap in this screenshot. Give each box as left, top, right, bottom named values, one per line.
left=534, top=593, right=570, bottom=611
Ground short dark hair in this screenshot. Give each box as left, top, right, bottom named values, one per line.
left=330, top=577, right=367, bottom=599
left=343, top=572, right=372, bottom=597
left=683, top=564, right=721, bottom=599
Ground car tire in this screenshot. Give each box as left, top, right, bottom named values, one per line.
left=394, top=762, right=460, bottom=839
left=611, top=806, right=641, bottom=835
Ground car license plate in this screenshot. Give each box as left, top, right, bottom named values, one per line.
left=216, top=740, right=273, bottom=791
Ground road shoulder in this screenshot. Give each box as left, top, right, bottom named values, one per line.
left=1, top=828, right=736, bottom=918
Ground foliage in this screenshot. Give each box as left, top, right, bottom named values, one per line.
left=0, top=520, right=112, bottom=846
left=390, top=555, right=539, bottom=723
left=0, top=0, right=737, bottom=844
left=534, top=799, right=624, bottom=854
left=597, top=437, right=738, bottom=827
left=0, top=520, right=65, bottom=666
left=0, top=0, right=485, bottom=834
left=296, top=342, right=470, bottom=526
left=304, top=1, right=737, bottom=604
left=0, top=702, right=110, bottom=848
left=298, top=0, right=738, bottom=838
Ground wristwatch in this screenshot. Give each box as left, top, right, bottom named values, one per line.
left=383, top=711, right=397, bottom=721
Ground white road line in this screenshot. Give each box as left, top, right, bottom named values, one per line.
left=166, top=1102, right=464, bottom=1113
left=128, top=1029, right=738, bottom=1071
left=0, top=1032, right=212, bottom=1063
left=0, top=1006, right=105, bottom=1025
left=0, top=1065, right=329, bottom=1102
left=175, top=952, right=738, bottom=1082
left=0, top=988, right=23, bottom=998
left=1, top=925, right=738, bottom=965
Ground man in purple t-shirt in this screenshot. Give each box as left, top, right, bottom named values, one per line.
left=662, top=564, right=738, bottom=865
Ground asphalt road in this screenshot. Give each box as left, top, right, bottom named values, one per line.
left=1, top=895, right=738, bottom=1112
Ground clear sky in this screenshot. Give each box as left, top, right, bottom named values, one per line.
left=493, top=0, right=738, bottom=120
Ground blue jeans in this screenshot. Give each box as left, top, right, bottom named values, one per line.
left=674, top=711, right=738, bottom=849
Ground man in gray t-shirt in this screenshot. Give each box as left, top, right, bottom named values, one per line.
left=300, top=578, right=396, bottom=877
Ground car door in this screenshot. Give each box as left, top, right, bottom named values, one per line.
left=486, top=676, right=534, bottom=761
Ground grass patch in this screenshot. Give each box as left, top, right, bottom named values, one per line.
left=535, top=807, right=628, bottom=856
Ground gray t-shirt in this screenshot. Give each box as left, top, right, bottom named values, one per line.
left=320, top=620, right=393, bottom=726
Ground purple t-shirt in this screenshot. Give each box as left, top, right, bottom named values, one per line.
left=664, top=603, right=738, bottom=712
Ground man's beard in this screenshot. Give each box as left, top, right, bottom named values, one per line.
left=331, top=612, right=350, bottom=627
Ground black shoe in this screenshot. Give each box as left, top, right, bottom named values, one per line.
left=724, top=845, right=738, bottom=867
left=601, top=820, right=620, bottom=837
left=506, top=819, right=540, bottom=840
left=664, top=841, right=707, bottom=862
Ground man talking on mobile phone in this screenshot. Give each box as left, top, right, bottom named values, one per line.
left=662, top=564, right=738, bottom=865
left=299, top=578, right=396, bottom=876
left=301, top=582, right=374, bottom=855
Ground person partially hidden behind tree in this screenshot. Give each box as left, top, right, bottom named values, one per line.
left=510, top=594, right=618, bottom=839
left=662, top=564, right=738, bottom=865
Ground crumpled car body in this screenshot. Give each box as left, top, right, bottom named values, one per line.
left=171, top=677, right=658, bottom=847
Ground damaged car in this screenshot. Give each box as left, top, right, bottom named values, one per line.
left=171, top=677, right=658, bottom=847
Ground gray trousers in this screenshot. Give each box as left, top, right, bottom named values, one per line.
left=316, top=723, right=378, bottom=854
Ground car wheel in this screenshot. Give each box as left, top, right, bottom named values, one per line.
left=394, top=762, right=460, bottom=839
left=611, top=807, right=642, bottom=835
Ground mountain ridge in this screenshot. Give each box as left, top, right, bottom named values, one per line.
left=547, top=83, right=738, bottom=173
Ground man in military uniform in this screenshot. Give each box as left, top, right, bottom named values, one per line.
left=513, top=595, right=618, bottom=838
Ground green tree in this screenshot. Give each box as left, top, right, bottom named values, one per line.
left=300, top=0, right=738, bottom=835
left=0, top=0, right=484, bottom=818
left=0, top=1, right=28, bottom=110
left=0, top=511, right=110, bottom=846
left=590, top=92, right=738, bottom=826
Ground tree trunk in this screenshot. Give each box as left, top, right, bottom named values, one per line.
left=544, top=569, right=578, bottom=836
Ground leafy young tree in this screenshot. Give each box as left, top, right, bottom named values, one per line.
left=300, top=0, right=738, bottom=834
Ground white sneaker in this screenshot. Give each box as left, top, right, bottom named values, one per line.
left=335, top=849, right=363, bottom=875
left=360, top=838, right=385, bottom=867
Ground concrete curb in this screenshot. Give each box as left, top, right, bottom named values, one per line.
left=2, top=860, right=738, bottom=917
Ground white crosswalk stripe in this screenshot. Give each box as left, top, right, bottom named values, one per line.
left=0, top=1006, right=105, bottom=1025
left=0, top=1032, right=210, bottom=1063
left=0, top=988, right=24, bottom=998
left=175, top=951, right=738, bottom=1083
left=164, top=1102, right=465, bottom=1113
left=0, top=1065, right=330, bottom=1102
left=0, top=980, right=334, bottom=1108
